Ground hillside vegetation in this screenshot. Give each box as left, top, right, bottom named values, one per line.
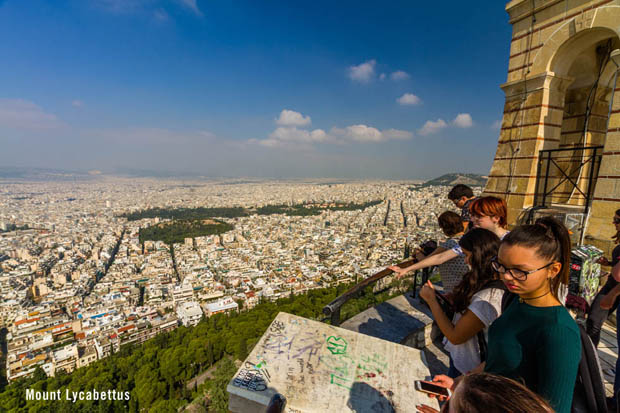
left=0, top=278, right=409, bottom=413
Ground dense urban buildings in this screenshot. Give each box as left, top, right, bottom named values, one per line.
left=0, top=177, right=468, bottom=382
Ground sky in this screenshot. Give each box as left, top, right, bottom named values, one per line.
left=0, top=0, right=512, bottom=179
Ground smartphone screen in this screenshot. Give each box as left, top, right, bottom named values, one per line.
left=415, top=380, right=450, bottom=397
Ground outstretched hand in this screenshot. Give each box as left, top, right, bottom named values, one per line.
left=388, top=265, right=407, bottom=279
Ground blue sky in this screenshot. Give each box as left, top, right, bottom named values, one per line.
left=0, top=0, right=512, bottom=179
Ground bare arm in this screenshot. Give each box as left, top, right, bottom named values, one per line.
left=601, top=266, right=620, bottom=310
left=612, top=261, right=620, bottom=282
left=389, top=249, right=459, bottom=278
left=419, top=281, right=485, bottom=345
left=428, top=301, right=485, bottom=344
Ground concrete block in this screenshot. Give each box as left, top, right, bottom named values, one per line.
left=227, top=312, right=439, bottom=413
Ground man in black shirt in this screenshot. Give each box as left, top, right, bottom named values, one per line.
left=447, top=184, right=478, bottom=231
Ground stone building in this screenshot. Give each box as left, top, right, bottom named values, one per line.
left=485, top=0, right=620, bottom=254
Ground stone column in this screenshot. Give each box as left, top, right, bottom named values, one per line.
left=484, top=72, right=573, bottom=225
left=585, top=82, right=620, bottom=255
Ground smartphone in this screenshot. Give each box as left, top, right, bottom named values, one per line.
left=414, top=380, right=451, bottom=398
left=435, top=291, right=452, bottom=308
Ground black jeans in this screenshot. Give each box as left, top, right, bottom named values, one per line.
left=586, top=278, right=620, bottom=347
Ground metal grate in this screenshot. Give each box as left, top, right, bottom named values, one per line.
left=534, top=146, right=604, bottom=216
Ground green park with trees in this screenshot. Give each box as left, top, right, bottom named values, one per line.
left=120, top=200, right=383, bottom=222
left=138, top=219, right=233, bottom=245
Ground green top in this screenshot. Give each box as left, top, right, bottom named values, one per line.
left=484, top=298, right=581, bottom=413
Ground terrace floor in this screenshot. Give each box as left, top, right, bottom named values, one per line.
left=599, top=318, right=618, bottom=398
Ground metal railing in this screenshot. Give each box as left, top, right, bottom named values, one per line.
left=534, top=146, right=604, bottom=216
left=322, top=261, right=432, bottom=327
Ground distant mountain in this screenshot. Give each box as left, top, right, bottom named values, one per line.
left=421, top=173, right=487, bottom=188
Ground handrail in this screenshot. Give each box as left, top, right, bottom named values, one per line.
left=322, top=259, right=430, bottom=326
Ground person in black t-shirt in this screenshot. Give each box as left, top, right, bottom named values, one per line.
left=448, top=184, right=478, bottom=232
left=586, top=208, right=620, bottom=347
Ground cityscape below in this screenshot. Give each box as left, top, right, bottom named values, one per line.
left=0, top=174, right=483, bottom=385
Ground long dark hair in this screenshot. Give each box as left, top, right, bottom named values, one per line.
left=451, top=228, right=501, bottom=313
left=454, top=373, right=554, bottom=412
left=501, top=216, right=571, bottom=300
left=613, top=208, right=620, bottom=244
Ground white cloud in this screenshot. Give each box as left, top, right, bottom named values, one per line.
left=418, top=119, right=448, bottom=136
left=452, top=113, right=473, bottom=128
left=397, top=93, right=421, bottom=106
left=275, top=109, right=311, bottom=127
left=390, top=70, right=410, bottom=81
left=72, top=100, right=84, bottom=108
left=255, top=127, right=327, bottom=147
left=491, top=119, right=502, bottom=129
left=330, top=125, right=413, bottom=143
left=0, top=99, right=64, bottom=130
left=379, top=73, right=386, bottom=81
left=254, top=109, right=412, bottom=148
left=348, top=60, right=376, bottom=83
left=176, top=0, right=202, bottom=16
left=382, top=128, right=414, bottom=140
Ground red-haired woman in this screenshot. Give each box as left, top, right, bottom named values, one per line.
left=390, top=197, right=509, bottom=279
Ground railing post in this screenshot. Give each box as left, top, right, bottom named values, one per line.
left=330, top=307, right=341, bottom=327
left=534, top=155, right=543, bottom=207
left=542, top=150, right=551, bottom=207
left=584, top=147, right=598, bottom=217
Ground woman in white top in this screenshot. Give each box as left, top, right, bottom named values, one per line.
left=419, top=228, right=504, bottom=378
left=389, top=196, right=509, bottom=279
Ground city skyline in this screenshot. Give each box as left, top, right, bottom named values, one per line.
left=0, top=1, right=511, bottom=179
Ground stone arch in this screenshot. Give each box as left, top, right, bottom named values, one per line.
left=528, top=5, right=620, bottom=75
left=528, top=8, right=620, bottom=207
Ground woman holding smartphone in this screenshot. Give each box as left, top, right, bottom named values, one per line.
left=418, top=228, right=504, bottom=378
left=424, top=217, right=581, bottom=413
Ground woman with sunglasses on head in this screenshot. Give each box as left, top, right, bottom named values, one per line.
left=586, top=209, right=620, bottom=347
left=419, top=228, right=502, bottom=379
left=389, top=197, right=508, bottom=281
left=481, top=216, right=580, bottom=413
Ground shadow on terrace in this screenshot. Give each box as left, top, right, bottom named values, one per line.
left=321, top=262, right=450, bottom=377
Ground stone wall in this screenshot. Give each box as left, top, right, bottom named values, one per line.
left=485, top=0, right=620, bottom=255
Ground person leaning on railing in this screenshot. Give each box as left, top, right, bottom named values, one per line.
left=388, top=211, right=468, bottom=293
left=389, top=197, right=509, bottom=288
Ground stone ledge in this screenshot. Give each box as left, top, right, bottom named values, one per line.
left=340, top=293, right=441, bottom=349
